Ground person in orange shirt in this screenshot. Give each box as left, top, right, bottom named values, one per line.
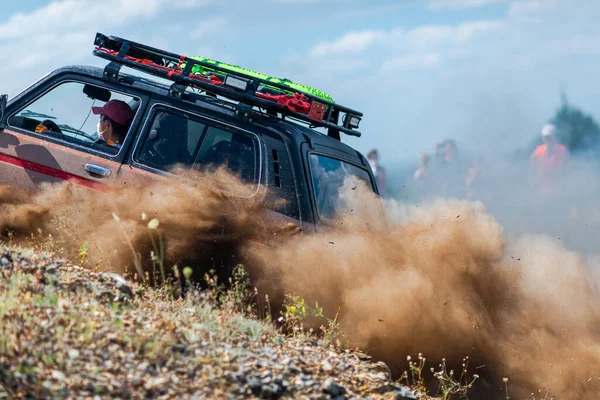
left=529, top=124, right=570, bottom=196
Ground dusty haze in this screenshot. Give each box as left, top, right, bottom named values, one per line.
left=1, top=167, right=600, bottom=398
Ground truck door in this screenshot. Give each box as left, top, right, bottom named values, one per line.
left=0, top=77, right=147, bottom=191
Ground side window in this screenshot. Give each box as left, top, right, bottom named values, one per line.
left=195, top=126, right=257, bottom=184
left=8, top=81, right=139, bottom=156
left=309, top=154, right=374, bottom=220
left=135, top=108, right=259, bottom=189
left=135, top=110, right=206, bottom=170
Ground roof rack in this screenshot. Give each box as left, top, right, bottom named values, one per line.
left=92, top=32, right=363, bottom=139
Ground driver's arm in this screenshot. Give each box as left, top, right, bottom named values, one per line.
left=35, top=123, right=49, bottom=133
left=35, top=119, right=62, bottom=134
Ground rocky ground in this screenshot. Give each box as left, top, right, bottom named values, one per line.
left=0, top=244, right=418, bottom=399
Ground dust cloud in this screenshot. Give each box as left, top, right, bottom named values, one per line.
left=0, top=168, right=298, bottom=283
left=249, top=178, right=600, bottom=399
left=2, top=170, right=600, bottom=398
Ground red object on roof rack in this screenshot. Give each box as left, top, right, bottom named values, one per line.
left=92, top=32, right=362, bottom=139
left=95, top=46, right=321, bottom=120
left=255, top=92, right=311, bottom=115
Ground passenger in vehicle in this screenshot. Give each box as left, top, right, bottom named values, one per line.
left=91, top=100, right=134, bottom=149
left=148, top=112, right=192, bottom=167
left=201, top=138, right=254, bottom=182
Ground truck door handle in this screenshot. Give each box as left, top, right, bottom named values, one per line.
left=84, top=163, right=112, bottom=178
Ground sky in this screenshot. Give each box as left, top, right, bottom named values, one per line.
left=1, top=0, right=600, bottom=165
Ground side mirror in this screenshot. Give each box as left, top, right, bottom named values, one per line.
left=0, top=94, right=7, bottom=129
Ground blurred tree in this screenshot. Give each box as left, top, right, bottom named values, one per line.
left=553, top=90, right=600, bottom=153
left=526, top=91, right=600, bottom=157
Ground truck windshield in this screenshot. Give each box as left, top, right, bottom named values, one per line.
left=309, top=154, right=375, bottom=220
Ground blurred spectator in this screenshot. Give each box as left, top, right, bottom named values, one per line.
left=465, top=156, right=485, bottom=201
left=367, top=149, right=387, bottom=197
left=433, top=142, right=445, bottom=170
left=439, top=139, right=466, bottom=199
left=443, top=139, right=459, bottom=164
left=529, top=124, right=571, bottom=196
left=413, top=153, right=434, bottom=202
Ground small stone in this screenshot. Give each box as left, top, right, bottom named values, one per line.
left=322, top=378, right=346, bottom=397
left=322, top=360, right=334, bottom=372
left=67, top=349, right=80, bottom=359
left=370, top=361, right=392, bottom=379
left=261, top=382, right=285, bottom=399
left=286, top=363, right=301, bottom=375
left=1, top=257, right=10, bottom=266
left=103, top=272, right=134, bottom=298
left=232, top=372, right=247, bottom=384
left=247, top=377, right=262, bottom=396
left=51, top=370, right=66, bottom=381
left=46, top=264, right=58, bottom=274
left=144, top=376, right=168, bottom=389
left=395, top=387, right=417, bottom=399
left=131, top=377, right=142, bottom=387
left=261, top=376, right=272, bottom=385
left=137, top=361, right=149, bottom=371
left=260, top=370, right=272, bottom=378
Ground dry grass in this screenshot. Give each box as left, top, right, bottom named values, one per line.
left=0, top=246, right=270, bottom=398
left=0, top=243, right=422, bottom=399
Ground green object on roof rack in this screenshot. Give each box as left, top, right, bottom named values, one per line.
left=185, top=56, right=335, bottom=104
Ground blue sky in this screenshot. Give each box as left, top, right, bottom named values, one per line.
left=1, top=0, right=600, bottom=165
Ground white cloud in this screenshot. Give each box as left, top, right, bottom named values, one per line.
left=175, top=0, right=214, bottom=8
left=269, top=0, right=321, bottom=2
left=190, top=17, right=229, bottom=39
left=508, top=0, right=560, bottom=16
left=551, top=34, right=600, bottom=56
left=404, top=20, right=504, bottom=48
left=309, top=30, right=386, bottom=57
left=427, top=0, right=507, bottom=10
left=1, top=1, right=129, bottom=41
left=0, top=0, right=213, bottom=41
left=381, top=53, right=442, bottom=71
left=0, top=0, right=215, bottom=94
left=307, top=19, right=503, bottom=60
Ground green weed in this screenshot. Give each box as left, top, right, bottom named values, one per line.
left=280, top=294, right=346, bottom=346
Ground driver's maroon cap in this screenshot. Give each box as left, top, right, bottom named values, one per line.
left=92, top=100, right=134, bottom=126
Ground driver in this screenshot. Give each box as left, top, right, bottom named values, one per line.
left=91, top=100, right=134, bottom=149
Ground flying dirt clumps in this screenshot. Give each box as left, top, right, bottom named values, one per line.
left=0, top=168, right=298, bottom=282
left=249, top=181, right=600, bottom=399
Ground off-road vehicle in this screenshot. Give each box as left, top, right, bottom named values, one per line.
left=0, top=33, right=378, bottom=233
